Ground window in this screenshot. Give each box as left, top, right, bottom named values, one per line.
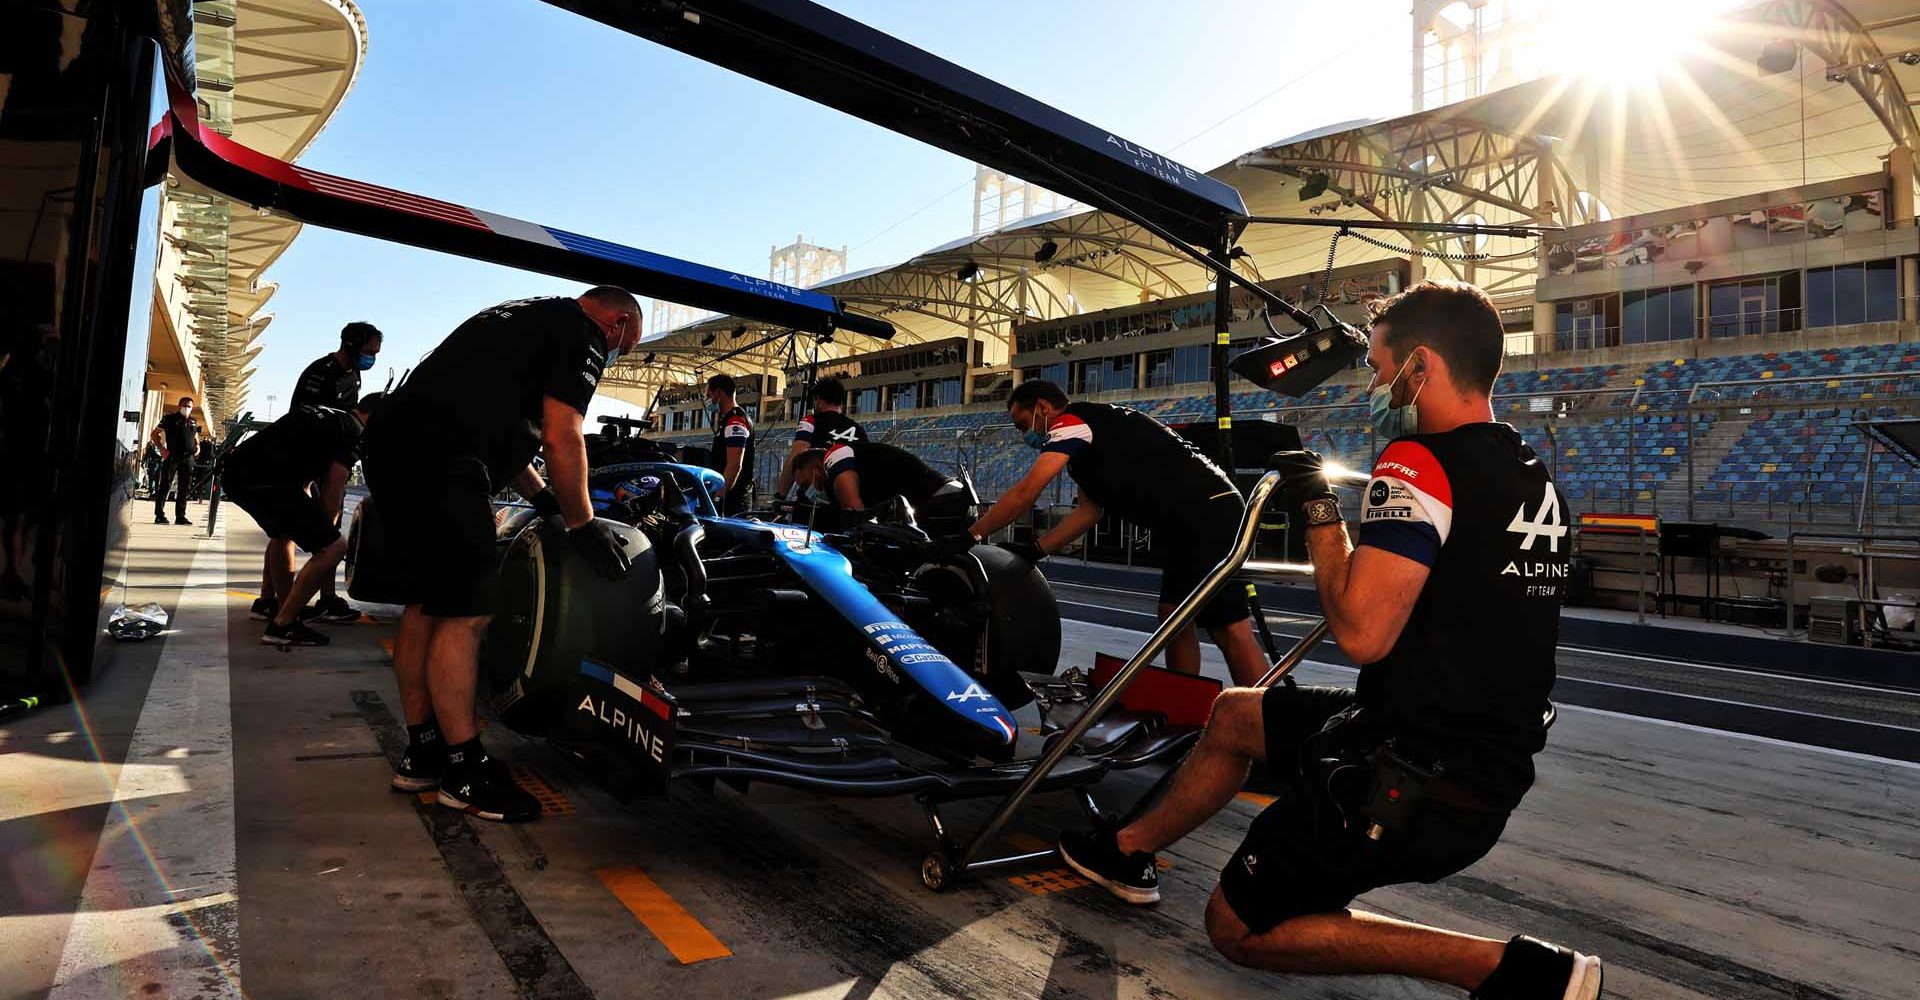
left=1173, top=345, right=1209, bottom=384
left=1705, top=273, right=1797, bottom=337
left=926, top=378, right=962, bottom=408
left=1803, top=259, right=1898, bottom=329
left=1143, top=349, right=1175, bottom=388
left=854, top=388, right=880, bottom=413
left=1622, top=285, right=1695, bottom=344
left=1553, top=295, right=1618, bottom=350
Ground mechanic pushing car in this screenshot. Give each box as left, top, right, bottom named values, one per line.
left=1056, top=280, right=1597, bottom=1000
left=960, top=380, right=1270, bottom=686
left=789, top=439, right=973, bottom=528
left=221, top=395, right=382, bottom=647
left=148, top=396, right=200, bottom=526
left=775, top=375, right=866, bottom=496
left=363, top=287, right=642, bottom=822
left=703, top=372, right=756, bottom=516
left=255, top=321, right=384, bottom=625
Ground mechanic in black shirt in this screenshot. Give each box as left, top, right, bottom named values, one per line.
left=279, top=321, right=383, bottom=620
left=292, top=321, right=382, bottom=410
left=963, top=380, right=1270, bottom=686
left=363, top=287, right=642, bottom=823
left=147, top=395, right=199, bottom=525
left=775, top=376, right=866, bottom=496
left=703, top=373, right=756, bottom=515
left=788, top=439, right=974, bottom=529
left=1057, top=281, right=1597, bottom=1000
left=222, top=397, right=381, bottom=647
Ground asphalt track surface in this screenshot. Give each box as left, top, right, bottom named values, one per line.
left=6, top=507, right=1917, bottom=1000
left=1048, top=579, right=1920, bottom=765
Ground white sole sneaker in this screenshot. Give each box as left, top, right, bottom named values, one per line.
left=1057, top=844, right=1160, bottom=904
left=1564, top=953, right=1603, bottom=1000
left=435, top=788, right=536, bottom=823
left=390, top=772, right=440, bottom=793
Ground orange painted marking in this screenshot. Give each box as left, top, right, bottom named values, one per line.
left=594, top=867, right=731, bottom=964
left=417, top=791, right=436, bottom=805
left=379, top=638, right=394, bottom=658
left=508, top=763, right=573, bottom=816
left=1237, top=792, right=1278, bottom=808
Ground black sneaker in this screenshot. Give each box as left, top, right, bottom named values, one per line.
left=249, top=597, right=277, bottom=621
left=1472, top=935, right=1603, bottom=1000
left=261, top=620, right=330, bottom=646
left=312, top=596, right=359, bottom=623
left=154, top=514, right=169, bottom=525
left=391, top=740, right=447, bottom=793
left=1058, top=827, right=1159, bottom=904
left=174, top=516, right=194, bottom=526
left=438, top=754, right=540, bottom=823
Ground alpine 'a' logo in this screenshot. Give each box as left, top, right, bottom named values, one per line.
left=947, top=683, right=991, bottom=703
left=1506, top=483, right=1567, bottom=552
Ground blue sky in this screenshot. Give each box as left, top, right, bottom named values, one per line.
left=206, top=0, right=1411, bottom=421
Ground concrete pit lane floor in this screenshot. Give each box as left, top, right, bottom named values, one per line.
left=3, top=504, right=1917, bottom=1000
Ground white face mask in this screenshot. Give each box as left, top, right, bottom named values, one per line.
left=178, top=406, right=192, bottom=418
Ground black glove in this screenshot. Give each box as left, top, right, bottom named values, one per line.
left=568, top=519, right=632, bottom=580
left=997, top=540, right=1046, bottom=564
left=529, top=487, right=562, bottom=519
left=930, top=532, right=979, bottom=559
left=1268, top=449, right=1338, bottom=525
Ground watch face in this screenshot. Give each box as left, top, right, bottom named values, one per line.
left=1306, top=498, right=1342, bottom=525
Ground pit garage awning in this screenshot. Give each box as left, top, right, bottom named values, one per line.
left=539, top=0, right=1249, bottom=250
left=151, top=78, right=892, bottom=340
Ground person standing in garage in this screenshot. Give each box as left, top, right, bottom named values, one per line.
left=363, top=287, right=641, bottom=823
left=148, top=395, right=199, bottom=526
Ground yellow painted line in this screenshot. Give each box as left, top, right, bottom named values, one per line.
left=594, top=866, right=732, bottom=964
left=226, top=589, right=260, bottom=600
left=1236, top=792, right=1278, bottom=807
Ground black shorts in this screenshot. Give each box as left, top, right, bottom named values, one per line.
left=224, top=480, right=341, bottom=554
left=1219, top=685, right=1511, bottom=934
left=1155, top=492, right=1250, bottom=630
left=362, top=438, right=500, bottom=619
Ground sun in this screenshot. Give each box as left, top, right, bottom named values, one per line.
left=1535, top=0, right=1748, bottom=89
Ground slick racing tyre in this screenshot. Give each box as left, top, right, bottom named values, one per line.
left=911, top=545, right=1059, bottom=711
left=482, top=517, right=666, bottom=736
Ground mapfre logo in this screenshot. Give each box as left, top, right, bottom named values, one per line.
left=1506, top=483, right=1566, bottom=552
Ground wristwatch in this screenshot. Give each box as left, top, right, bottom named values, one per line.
left=1300, top=496, right=1343, bottom=528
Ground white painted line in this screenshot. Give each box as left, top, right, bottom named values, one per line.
left=1061, top=618, right=1920, bottom=769
left=1555, top=703, right=1920, bottom=773
left=1557, top=674, right=1920, bottom=733
left=1558, top=643, right=1920, bottom=697
left=49, top=537, right=241, bottom=999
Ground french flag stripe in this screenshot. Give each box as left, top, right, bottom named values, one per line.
left=294, top=167, right=486, bottom=229
left=472, top=209, right=566, bottom=249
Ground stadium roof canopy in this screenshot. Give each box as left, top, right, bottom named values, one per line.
left=153, top=0, right=368, bottom=422
left=605, top=0, right=1920, bottom=402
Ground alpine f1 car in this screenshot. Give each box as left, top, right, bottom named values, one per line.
left=346, top=443, right=1239, bottom=888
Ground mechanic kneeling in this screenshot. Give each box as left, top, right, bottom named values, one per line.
left=788, top=439, right=973, bottom=531
left=363, top=287, right=642, bottom=823
left=222, top=394, right=382, bottom=647
left=1057, top=281, right=1600, bottom=1000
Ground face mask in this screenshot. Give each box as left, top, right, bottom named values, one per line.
left=1368, top=352, right=1425, bottom=440
left=603, top=346, right=623, bottom=367
left=803, top=484, right=829, bottom=504
left=178, top=406, right=192, bottom=418
left=705, top=399, right=720, bottom=416
left=1021, top=409, right=1051, bottom=449
left=356, top=352, right=377, bottom=371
